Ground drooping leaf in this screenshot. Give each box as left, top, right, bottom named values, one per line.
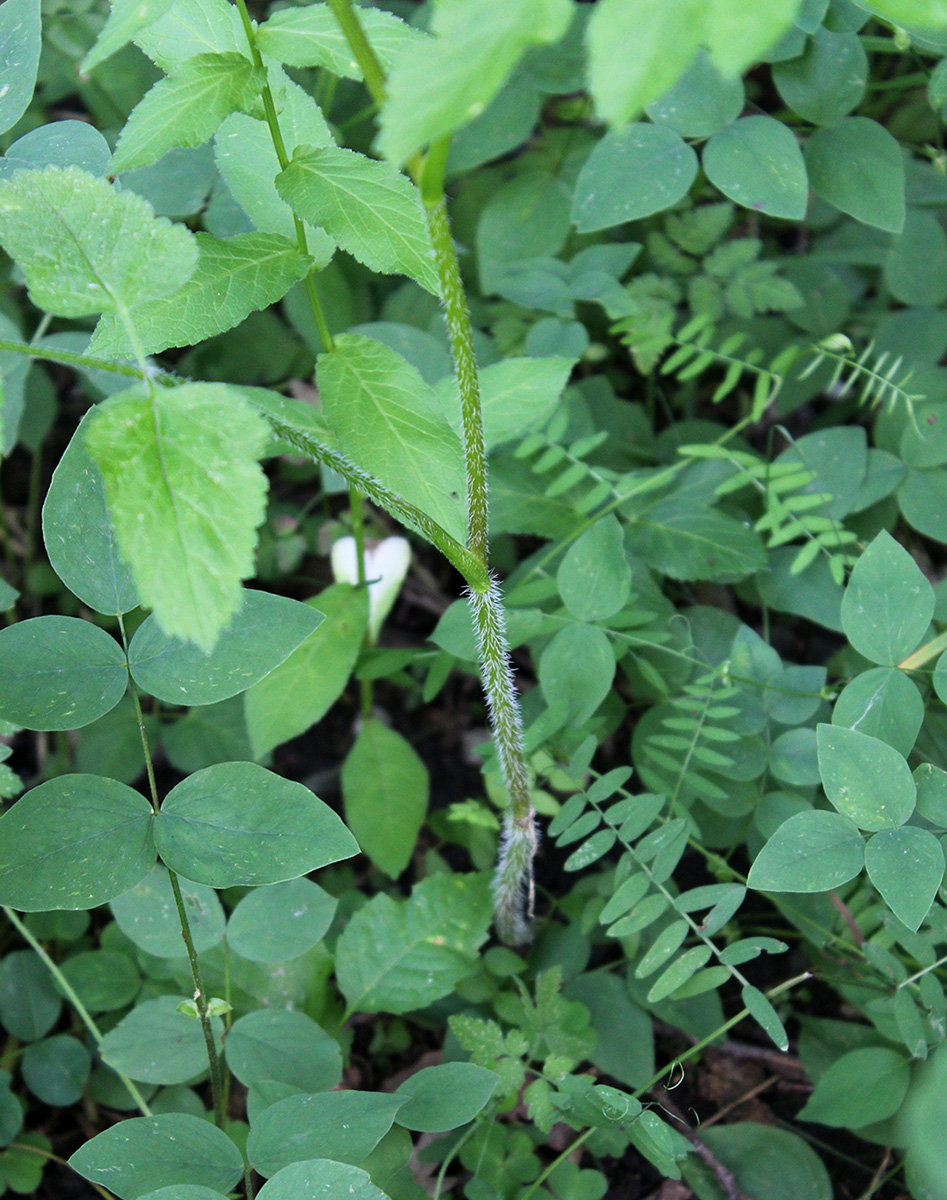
left=817, top=724, right=916, bottom=831
left=841, top=531, right=933, bottom=666
left=110, top=53, right=264, bottom=174
left=129, top=590, right=322, bottom=706
left=586, top=0, right=702, bottom=127
left=572, top=123, right=699, bottom=233
left=703, top=116, right=808, bottom=219
left=111, top=866, right=225, bottom=958
left=277, top=147, right=437, bottom=293
left=225, top=1009, right=341, bottom=1093
left=747, top=809, right=865, bottom=892
left=244, top=585, right=368, bottom=759
left=69, top=1114, right=244, bottom=1200
left=42, top=410, right=141, bottom=615
left=318, top=335, right=466, bottom=543
left=0, top=166, right=197, bottom=317
left=865, top=826, right=945, bottom=931
left=226, top=879, right=336, bottom=963
left=257, top=3, right=421, bottom=78
left=335, top=873, right=492, bottom=1014
left=154, top=761, right=358, bottom=887
left=0, top=0, right=41, bottom=137
left=247, top=1091, right=405, bottom=1177
left=378, top=0, right=572, bottom=165
left=100, top=996, right=224, bottom=1085
left=90, top=233, right=313, bottom=359
left=85, top=383, right=269, bottom=652
left=0, top=616, right=127, bottom=730
left=805, top=117, right=905, bottom=233
left=394, top=1063, right=499, bottom=1132
left=342, top=719, right=429, bottom=879
left=0, top=775, right=155, bottom=911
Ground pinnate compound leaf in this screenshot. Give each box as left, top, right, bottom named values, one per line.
left=0, top=0, right=41, bottom=137
left=129, top=590, right=322, bottom=706
left=110, top=53, right=264, bottom=174
left=335, top=873, right=492, bottom=1014
left=42, top=411, right=141, bottom=615
left=100, top=995, right=224, bottom=1085
left=342, top=719, right=429, bottom=879
left=865, top=827, right=945, bottom=931
left=805, top=117, right=905, bottom=233
left=378, top=0, right=572, bottom=165
left=0, top=775, right=155, bottom=911
left=81, top=0, right=174, bottom=73
left=572, top=123, right=699, bottom=233
left=318, top=335, right=466, bottom=544
left=224, top=1009, right=341, bottom=1093
left=747, top=810, right=865, bottom=893
left=841, top=531, right=933, bottom=666
left=244, top=585, right=368, bottom=759
left=0, top=616, right=127, bottom=730
left=395, top=1062, right=499, bottom=1131
left=817, top=724, right=916, bottom=831
left=257, top=3, right=421, bottom=80
left=247, top=1091, right=405, bottom=1177
left=69, top=1114, right=244, bottom=1200
left=276, top=146, right=438, bottom=293
left=586, top=0, right=701, bottom=126
left=702, top=116, right=808, bottom=220
left=154, top=761, right=357, bottom=887
left=85, top=383, right=269, bottom=652
left=798, top=1047, right=910, bottom=1128
left=0, top=166, right=197, bottom=317
left=256, top=1160, right=389, bottom=1200
left=91, top=233, right=312, bottom=359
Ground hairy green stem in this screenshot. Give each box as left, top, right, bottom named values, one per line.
left=324, top=0, right=536, bottom=943
left=2, top=907, right=152, bottom=1118
left=0, top=337, right=178, bottom=384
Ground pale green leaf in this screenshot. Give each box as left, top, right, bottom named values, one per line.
left=135, top=0, right=249, bottom=73
left=110, top=53, right=264, bottom=175
left=244, top=585, right=368, bottom=759
left=342, top=719, right=429, bottom=879
left=85, top=383, right=269, bottom=652
left=862, top=0, right=947, bottom=23
left=704, top=0, right=802, bottom=76
left=0, top=0, right=41, bottom=137
left=378, top=0, right=573, bottom=165
left=335, top=873, right=492, bottom=1013
left=276, top=146, right=437, bottom=293
left=586, top=0, right=702, bottom=126
left=0, top=166, right=198, bottom=317
left=81, top=0, right=175, bottom=74
left=257, top=3, right=422, bottom=78
left=318, top=334, right=466, bottom=544
left=90, top=232, right=312, bottom=359
left=557, top=515, right=632, bottom=622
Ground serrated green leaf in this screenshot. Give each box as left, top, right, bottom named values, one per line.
left=342, top=719, right=429, bottom=879
left=257, top=3, right=421, bottom=79
left=276, top=147, right=437, bottom=293
left=85, top=383, right=269, bottom=652
left=244, top=585, right=368, bottom=759
left=91, top=233, right=312, bottom=359
left=135, top=0, right=249, bottom=73
left=154, top=762, right=357, bottom=887
left=81, top=0, right=174, bottom=73
left=0, top=166, right=197, bottom=317
left=318, top=334, right=466, bottom=544
left=335, top=873, right=492, bottom=1014
left=0, top=775, right=156, bottom=911
left=748, top=809, right=865, bottom=892
left=110, top=53, right=263, bottom=174
left=378, top=0, right=572, bottom=165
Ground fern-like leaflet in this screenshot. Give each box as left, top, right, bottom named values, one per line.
left=801, top=333, right=924, bottom=422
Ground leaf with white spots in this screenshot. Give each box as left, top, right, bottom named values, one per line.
left=0, top=0, right=41, bottom=136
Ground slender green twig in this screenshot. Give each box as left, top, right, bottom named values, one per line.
left=1, top=907, right=152, bottom=1117
left=8, top=1140, right=117, bottom=1200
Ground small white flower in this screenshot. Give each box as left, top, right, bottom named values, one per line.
left=331, top=535, right=411, bottom=644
